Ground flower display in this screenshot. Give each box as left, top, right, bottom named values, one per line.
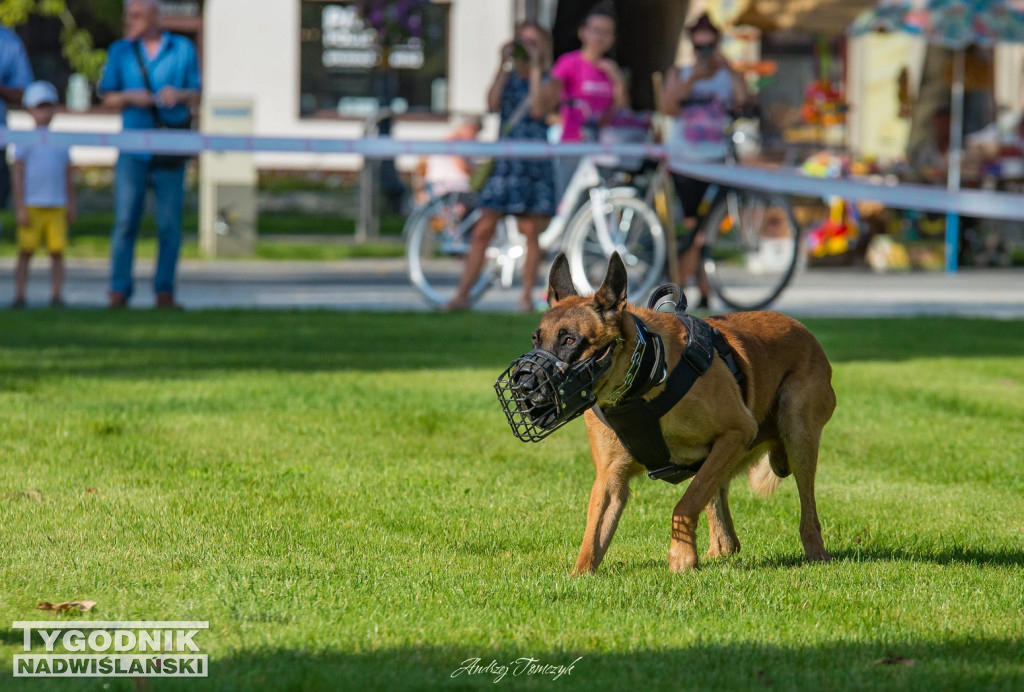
left=800, top=80, right=847, bottom=126
left=357, top=0, right=430, bottom=48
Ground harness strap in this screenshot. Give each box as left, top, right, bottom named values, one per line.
left=647, top=314, right=715, bottom=418
left=594, top=310, right=745, bottom=485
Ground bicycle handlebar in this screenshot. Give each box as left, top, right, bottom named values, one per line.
left=677, top=99, right=760, bottom=120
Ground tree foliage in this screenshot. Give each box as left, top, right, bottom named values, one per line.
left=0, top=0, right=108, bottom=81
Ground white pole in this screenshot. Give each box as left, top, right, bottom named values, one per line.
left=945, top=47, right=965, bottom=273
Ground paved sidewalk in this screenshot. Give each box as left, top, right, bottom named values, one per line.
left=0, top=256, right=1021, bottom=318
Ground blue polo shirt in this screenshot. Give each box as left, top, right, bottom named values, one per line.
left=98, top=32, right=201, bottom=131
left=0, top=26, right=34, bottom=125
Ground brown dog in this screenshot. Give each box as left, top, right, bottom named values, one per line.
left=530, top=253, right=836, bottom=576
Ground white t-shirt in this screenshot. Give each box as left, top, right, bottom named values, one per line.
left=671, top=65, right=735, bottom=162
left=423, top=154, right=470, bottom=195
left=13, top=135, right=70, bottom=208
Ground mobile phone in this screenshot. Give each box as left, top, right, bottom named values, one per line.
left=512, top=41, right=529, bottom=61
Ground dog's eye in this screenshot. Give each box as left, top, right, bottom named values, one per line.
left=531, top=331, right=540, bottom=346
left=562, top=336, right=576, bottom=347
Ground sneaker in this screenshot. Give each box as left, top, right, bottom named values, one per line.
left=10, top=297, right=26, bottom=310
left=155, top=292, right=183, bottom=310
left=108, top=292, right=128, bottom=309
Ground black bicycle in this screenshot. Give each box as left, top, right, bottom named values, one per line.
left=640, top=102, right=804, bottom=311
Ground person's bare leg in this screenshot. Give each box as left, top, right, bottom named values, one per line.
left=697, top=268, right=712, bottom=302
left=49, top=253, right=65, bottom=303
left=677, top=220, right=711, bottom=309
left=13, top=252, right=31, bottom=304
left=446, top=209, right=500, bottom=311
left=517, top=214, right=548, bottom=312
left=676, top=218, right=699, bottom=289
left=694, top=231, right=711, bottom=307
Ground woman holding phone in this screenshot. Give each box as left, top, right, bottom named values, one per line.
left=659, top=13, right=749, bottom=309
left=445, top=21, right=555, bottom=313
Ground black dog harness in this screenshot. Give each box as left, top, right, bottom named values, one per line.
left=594, top=290, right=745, bottom=485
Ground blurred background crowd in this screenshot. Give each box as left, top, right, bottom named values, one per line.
left=1, top=0, right=1022, bottom=309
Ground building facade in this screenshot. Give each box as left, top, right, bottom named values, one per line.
left=11, top=0, right=514, bottom=170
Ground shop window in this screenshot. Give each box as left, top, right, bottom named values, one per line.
left=299, top=0, right=451, bottom=118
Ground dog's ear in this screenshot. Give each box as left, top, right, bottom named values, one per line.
left=594, top=252, right=628, bottom=315
left=547, top=252, right=577, bottom=306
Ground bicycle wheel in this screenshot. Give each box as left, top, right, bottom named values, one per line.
left=405, top=194, right=505, bottom=308
left=564, top=192, right=666, bottom=303
left=702, top=191, right=802, bottom=311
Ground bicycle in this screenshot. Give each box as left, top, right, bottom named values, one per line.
left=600, top=104, right=802, bottom=312
left=405, top=151, right=666, bottom=309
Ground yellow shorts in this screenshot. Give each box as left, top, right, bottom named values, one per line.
left=17, top=207, right=68, bottom=254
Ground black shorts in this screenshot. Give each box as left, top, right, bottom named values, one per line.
left=671, top=173, right=710, bottom=221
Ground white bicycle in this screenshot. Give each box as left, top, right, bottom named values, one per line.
left=404, top=154, right=666, bottom=308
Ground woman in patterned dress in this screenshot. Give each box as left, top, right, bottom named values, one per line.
left=446, top=21, right=556, bottom=312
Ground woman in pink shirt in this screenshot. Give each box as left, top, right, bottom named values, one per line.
left=547, top=2, right=628, bottom=143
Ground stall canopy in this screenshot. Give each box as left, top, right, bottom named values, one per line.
left=689, top=0, right=880, bottom=35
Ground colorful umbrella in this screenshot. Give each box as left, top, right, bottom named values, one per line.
left=851, top=0, right=1024, bottom=271
left=853, top=0, right=1024, bottom=47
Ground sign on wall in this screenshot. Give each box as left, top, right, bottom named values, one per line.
left=299, top=0, right=450, bottom=117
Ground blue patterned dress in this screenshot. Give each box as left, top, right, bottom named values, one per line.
left=477, top=71, right=556, bottom=217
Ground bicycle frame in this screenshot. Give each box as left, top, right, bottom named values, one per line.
left=404, top=154, right=649, bottom=303
left=494, top=155, right=637, bottom=289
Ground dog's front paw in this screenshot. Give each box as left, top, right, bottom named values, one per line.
left=669, top=545, right=699, bottom=573
left=571, top=558, right=596, bottom=578
left=805, top=548, right=832, bottom=563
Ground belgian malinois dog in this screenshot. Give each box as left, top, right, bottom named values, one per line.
left=516, top=253, right=836, bottom=575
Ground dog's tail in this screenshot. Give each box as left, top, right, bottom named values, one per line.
left=748, top=455, right=785, bottom=498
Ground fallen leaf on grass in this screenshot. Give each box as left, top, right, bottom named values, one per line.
left=873, top=653, right=915, bottom=667
left=86, top=488, right=98, bottom=494
left=7, top=489, right=43, bottom=501
left=37, top=601, right=97, bottom=613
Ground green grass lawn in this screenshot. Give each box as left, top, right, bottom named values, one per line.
left=0, top=211, right=406, bottom=261
left=0, top=312, right=1022, bottom=690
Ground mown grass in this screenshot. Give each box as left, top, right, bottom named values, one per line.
left=0, top=312, right=1022, bottom=691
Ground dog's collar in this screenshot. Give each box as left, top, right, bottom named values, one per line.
left=604, top=314, right=667, bottom=407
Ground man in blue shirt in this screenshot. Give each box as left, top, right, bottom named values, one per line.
left=98, top=0, right=201, bottom=309
left=0, top=26, right=34, bottom=211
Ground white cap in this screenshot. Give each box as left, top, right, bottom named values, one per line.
left=23, top=81, right=59, bottom=108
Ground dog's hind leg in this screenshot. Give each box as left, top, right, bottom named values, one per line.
left=572, top=461, right=632, bottom=577
left=785, top=429, right=831, bottom=562
left=779, top=383, right=835, bottom=562
left=705, top=481, right=740, bottom=558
